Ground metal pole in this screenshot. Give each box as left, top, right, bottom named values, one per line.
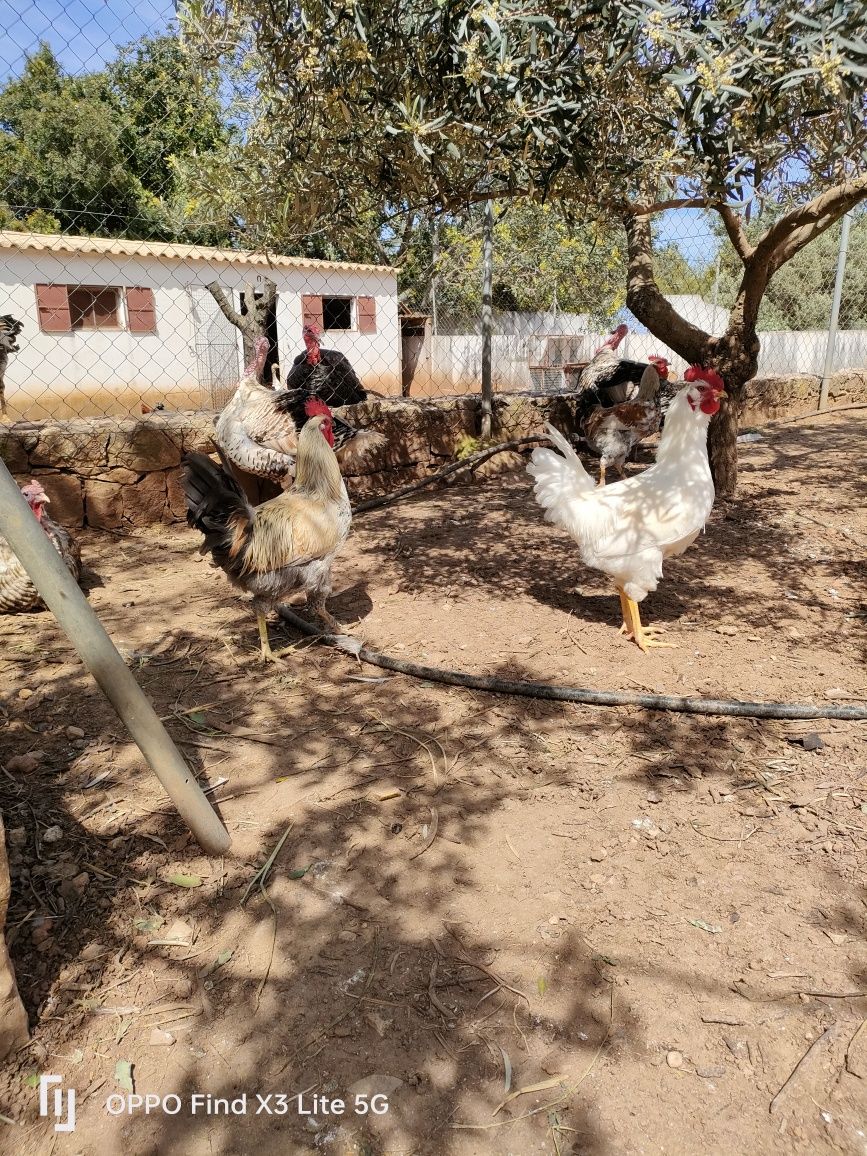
left=0, top=459, right=230, bottom=855
left=819, top=210, right=852, bottom=412
left=430, top=215, right=439, bottom=338
left=480, top=199, right=494, bottom=440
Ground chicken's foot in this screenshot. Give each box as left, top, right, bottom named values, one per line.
left=597, top=462, right=606, bottom=487
left=311, top=596, right=343, bottom=636
left=256, top=611, right=281, bottom=663
left=616, top=589, right=676, bottom=653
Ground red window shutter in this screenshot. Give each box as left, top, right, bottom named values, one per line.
left=126, top=287, right=156, bottom=333
left=35, top=284, right=72, bottom=332
left=301, top=294, right=323, bottom=330
left=357, top=296, right=376, bottom=334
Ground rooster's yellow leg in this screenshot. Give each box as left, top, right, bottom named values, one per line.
left=616, top=589, right=676, bottom=653
left=597, top=462, right=607, bottom=487
left=256, top=612, right=279, bottom=662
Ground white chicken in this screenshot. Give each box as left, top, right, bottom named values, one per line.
left=528, top=366, right=725, bottom=652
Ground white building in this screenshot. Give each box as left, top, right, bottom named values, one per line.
left=0, top=231, right=401, bottom=420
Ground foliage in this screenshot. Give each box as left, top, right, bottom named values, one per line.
left=0, top=38, right=231, bottom=243
left=716, top=212, right=867, bottom=330
left=397, top=202, right=628, bottom=326
left=182, top=0, right=867, bottom=226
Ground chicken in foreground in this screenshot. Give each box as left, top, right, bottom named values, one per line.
left=0, top=481, right=82, bottom=613
left=528, top=367, right=725, bottom=652
left=183, top=402, right=352, bottom=661
left=215, top=336, right=384, bottom=484
left=575, top=362, right=663, bottom=485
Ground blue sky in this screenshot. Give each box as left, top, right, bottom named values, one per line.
left=1, top=0, right=175, bottom=80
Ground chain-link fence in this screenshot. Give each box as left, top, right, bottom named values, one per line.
left=1, top=13, right=864, bottom=431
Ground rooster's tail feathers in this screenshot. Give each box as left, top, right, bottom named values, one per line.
left=182, top=452, right=253, bottom=569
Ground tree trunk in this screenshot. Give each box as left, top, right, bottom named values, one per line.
left=206, top=279, right=278, bottom=383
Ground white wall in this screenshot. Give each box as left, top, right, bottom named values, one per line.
left=0, top=251, right=400, bottom=417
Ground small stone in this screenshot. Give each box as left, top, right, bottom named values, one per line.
left=646, top=790, right=663, bottom=804
left=800, top=732, right=824, bottom=752
left=66, top=726, right=85, bottom=739
left=6, top=751, right=45, bottom=774
left=79, top=942, right=106, bottom=962
left=589, top=848, right=607, bottom=862
left=666, top=1050, right=684, bottom=1069
left=18, top=688, right=33, bottom=700
left=338, top=931, right=357, bottom=942
left=42, top=825, right=64, bottom=844
left=716, top=625, right=738, bottom=636
left=695, top=1065, right=725, bottom=1079
left=7, top=828, right=27, bottom=847
left=148, top=1029, right=175, bottom=1047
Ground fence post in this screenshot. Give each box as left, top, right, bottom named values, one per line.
left=480, top=199, right=494, bottom=440
left=430, top=215, right=439, bottom=337
left=0, top=459, right=231, bottom=855
left=818, top=211, right=852, bottom=412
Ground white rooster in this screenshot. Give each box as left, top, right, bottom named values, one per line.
left=528, top=366, right=726, bottom=652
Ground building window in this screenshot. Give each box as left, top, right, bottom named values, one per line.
left=35, top=285, right=157, bottom=334
left=68, top=286, right=120, bottom=330
left=302, top=294, right=377, bottom=335
left=321, top=296, right=353, bottom=331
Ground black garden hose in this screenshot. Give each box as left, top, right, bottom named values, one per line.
left=278, top=609, right=867, bottom=722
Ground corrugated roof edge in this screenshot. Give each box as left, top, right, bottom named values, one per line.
left=0, top=231, right=396, bottom=276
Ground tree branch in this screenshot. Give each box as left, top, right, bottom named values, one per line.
left=752, top=174, right=867, bottom=271
left=206, top=281, right=250, bottom=332
left=623, top=213, right=711, bottom=364
left=716, top=205, right=754, bottom=262
left=629, top=197, right=710, bottom=215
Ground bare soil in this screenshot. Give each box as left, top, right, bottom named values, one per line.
left=0, top=412, right=865, bottom=1156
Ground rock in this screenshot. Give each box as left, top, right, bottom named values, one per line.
left=17, top=689, right=33, bottom=701
left=6, top=751, right=43, bottom=773
left=666, top=1050, right=684, bottom=1069
left=148, top=1028, right=175, bottom=1047
left=646, top=789, right=663, bottom=804
left=0, top=817, right=29, bottom=1059
left=107, top=423, right=182, bottom=472
left=120, top=471, right=168, bottom=526
left=84, top=478, right=124, bottom=530
left=7, top=829, right=26, bottom=847
left=716, top=625, right=739, bottom=636
left=79, top=943, right=106, bottom=962
left=589, top=847, right=607, bottom=862
left=42, top=826, right=64, bottom=844
left=0, top=429, right=29, bottom=473
left=800, top=732, right=824, bottom=752
left=66, top=726, right=85, bottom=740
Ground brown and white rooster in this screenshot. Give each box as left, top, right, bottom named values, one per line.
left=183, top=402, right=352, bottom=661
left=0, top=481, right=82, bottom=613
left=215, top=336, right=384, bottom=485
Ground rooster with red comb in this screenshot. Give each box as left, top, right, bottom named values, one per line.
left=529, top=366, right=726, bottom=652
left=183, top=406, right=352, bottom=661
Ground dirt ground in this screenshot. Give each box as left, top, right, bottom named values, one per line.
left=0, top=411, right=865, bottom=1156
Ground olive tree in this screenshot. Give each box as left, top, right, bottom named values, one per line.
left=183, top=0, right=867, bottom=493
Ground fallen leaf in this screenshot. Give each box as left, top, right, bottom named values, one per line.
left=688, top=919, right=723, bottom=935
left=114, top=1061, right=134, bottom=1093
left=166, top=873, right=203, bottom=888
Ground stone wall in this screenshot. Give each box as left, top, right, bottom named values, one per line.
left=1, top=370, right=865, bottom=530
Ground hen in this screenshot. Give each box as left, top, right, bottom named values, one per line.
left=0, top=481, right=82, bottom=613
left=575, top=362, right=663, bottom=485
left=183, top=401, right=352, bottom=661
left=528, top=367, right=725, bottom=652
left=215, top=336, right=383, bottom=483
